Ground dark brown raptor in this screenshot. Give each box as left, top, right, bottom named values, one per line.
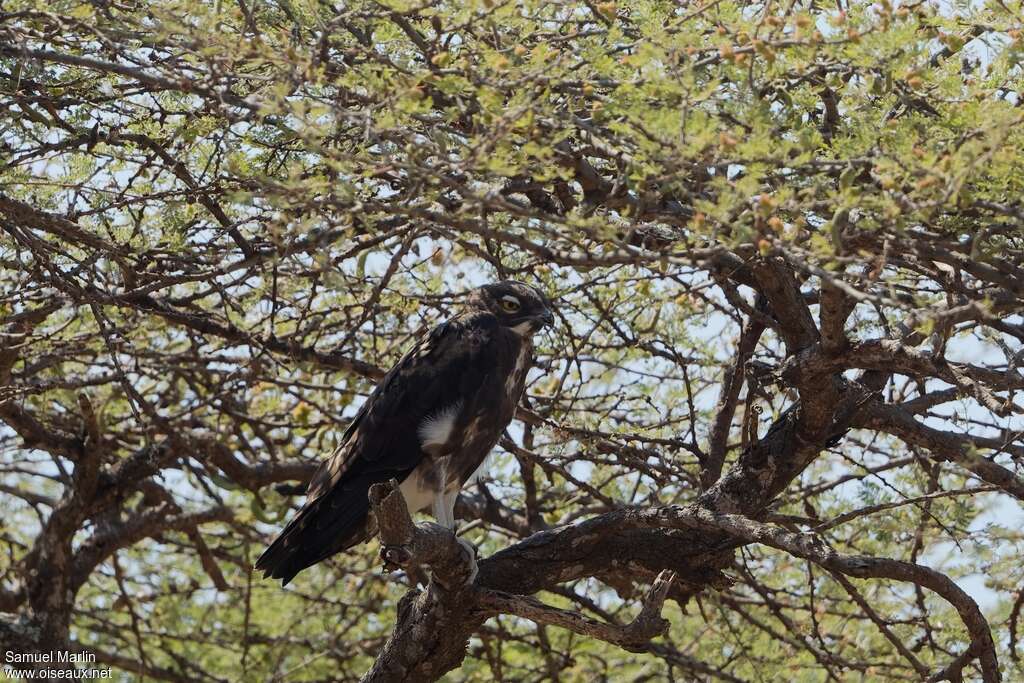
left=255, top=281, right=553, bottom=585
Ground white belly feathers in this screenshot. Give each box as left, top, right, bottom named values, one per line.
left=417, top=400, right=463, bottom=453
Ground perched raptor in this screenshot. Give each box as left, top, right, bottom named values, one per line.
left=256, top=281, right=554, bottom=585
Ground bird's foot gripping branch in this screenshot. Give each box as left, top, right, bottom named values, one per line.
left=361, top=480, right=678, bottom=683
left=368, top=479, right=478, bottom=590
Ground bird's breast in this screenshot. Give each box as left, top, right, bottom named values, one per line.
left=409, top=333, right=533, bottom=492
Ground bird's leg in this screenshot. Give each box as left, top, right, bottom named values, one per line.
left=431, top=490, right=457, bottom=530
left=457, top=537, right=478, bottom=585
left=431, top=490, right=478, bottom=584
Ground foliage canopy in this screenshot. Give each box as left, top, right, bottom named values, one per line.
left=1, top=0, right=1023, bottom=680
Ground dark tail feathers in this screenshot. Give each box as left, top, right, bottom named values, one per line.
left=254, top=494, right=371, bottom=586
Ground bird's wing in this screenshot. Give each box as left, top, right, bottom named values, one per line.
left=306, top=311, right=496, bottom=499
left=255, top=311, right=497, bottom=584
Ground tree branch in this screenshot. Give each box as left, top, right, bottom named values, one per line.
left=477, top=569, right=675, bottom=653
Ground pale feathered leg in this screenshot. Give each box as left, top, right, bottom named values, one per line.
left=430, top=489, right=477, bottom=584
left=431, top=489, right=457, bottom=529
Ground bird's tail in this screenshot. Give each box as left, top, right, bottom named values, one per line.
left=254, top=492, right=371, bottom=586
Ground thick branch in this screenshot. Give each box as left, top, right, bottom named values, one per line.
left=477, top=569, right=675, bottom=653
left=819, top=278, right=855, bottom=355
left=859, top=401, right=1024, bottom=501
left=360, top=481, right=482, bottom=683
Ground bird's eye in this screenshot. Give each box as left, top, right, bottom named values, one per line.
left=500, top=296, right=521, bottom=312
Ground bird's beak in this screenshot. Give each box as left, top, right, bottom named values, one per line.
left=537, top=309, right=555, bottom=328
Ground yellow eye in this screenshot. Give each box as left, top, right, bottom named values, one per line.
left=500, top=296, right=521, bottom=312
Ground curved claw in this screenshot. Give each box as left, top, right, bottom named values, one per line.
left=456, top=537, right=478, bottom=585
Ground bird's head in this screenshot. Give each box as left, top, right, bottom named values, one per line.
left=470, top=281, right=555, bottom=336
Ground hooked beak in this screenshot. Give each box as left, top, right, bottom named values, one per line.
left=537, top=309, right=555, bottom=329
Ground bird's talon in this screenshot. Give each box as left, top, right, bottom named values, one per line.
left=456, top=537, right=479, bottom=585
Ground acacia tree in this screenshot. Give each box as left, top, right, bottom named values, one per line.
left=1, top=0, right=1023, bottom=680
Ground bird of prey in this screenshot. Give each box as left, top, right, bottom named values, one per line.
left=256, top=281, right=554, bottom=585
